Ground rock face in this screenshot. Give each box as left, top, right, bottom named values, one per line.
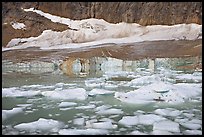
left=2, top=2, right=202, bottom=47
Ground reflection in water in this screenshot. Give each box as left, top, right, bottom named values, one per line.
left=60, top=56, right=202, bottom=77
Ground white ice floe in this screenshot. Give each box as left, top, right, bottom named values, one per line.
left=183, top=130, right=202, bottom=135
left=180, top=123, right=201, bottom=130
left=58, top=102, right=77, bottom=107
left=10, top=21, right=26, bottom=30
left=118, top=116, right=139, bottom=126
left=96, top=108, right=123, bottom=115
left=95, top=105, right=112, bottom=111
left=88, top=88, right=115, bottom=96
left=85, top=78, right=105, bottom=88
left=58, top=128, right=109, bottom=135
left=2, top=87, right=41, bottom=97
left=128, top=75, right=161, bottom=87
left=129, top=130, right=148, bottom=135
left=114, top=81, right=201, bottom=104
left=73, top=118, right=85, bottom=126
left=41, top=88, right=87, bottom=100
left=16, top=104, right=32, bottom=108
left=175, top=73, right=202, bottom=82
left=153, top=120, right=180, bottom=133
left=86, top=121, right=117, bottom=129
left=2, top=107, right=24, bottom=121
left=14, top=118, right=64, bottom=132
left=75, top=104, right=96, bottom=110
left=3, top=7, right=201, bottom=51
left=151, top=130, right=174, bottom=135
left=138, top=114, right=166, bottom=125
left=154, top=108, right=182, bottom=117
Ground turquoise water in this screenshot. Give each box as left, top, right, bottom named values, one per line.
left=2, top=57, right=202, bottom=135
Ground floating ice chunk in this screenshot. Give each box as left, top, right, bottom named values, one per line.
left=138, top=114, right=166, bottom=125
left=154, top=108, right=182, bottom=117
left=89, top=88, right=115, bottom=96
left=85, top=78, right=105, bottom=88
left=2, top=87, right=41, bottom=97
left=58, top=102, right=77, bottom=107
left=14, top=118, right=64, bottom=132
left=104, top=83, right=118, bottom=89
left=88, top=121, right=117, bottom=129
left=95, top=105, right=112, bottom=111
left=96, top=108, right=123, bottom=115
left=175, top=74, right=202, bottom=81
left=153, top=120, right=180, bottom=133
left=21, top=84, right=43, bottom=88
left=75, top=104, right=96, bottom=109
left=118, top=116, right=139, bottom=126
left=99, top=118, right=115, bottom=123
left=58, top=128, right=109, bottom=135
left=115, top=80, right=202, bottom=104
left=151, top=130, right=174, bottom=135
left=183, top=130, right=202, bottom=135
left=188, top=119, right=202, bottom=124
left=128, top=75, right=160, bottom=87
left=114, top=90, right=157, bottom=105
left=180, top=123, right=201, bottom=130
left=2, top=107, right=23, bottom=121
left=129, top=130, right=148, bottom=135
left=174, top=118, right=189, bottom=124
left=16, top=104, right=32, bottom=108
left=183, top=113, right=195, bottom=118
left=73, top=118, right=85, bottom=126
left=41, top=88, right=87, bottom=100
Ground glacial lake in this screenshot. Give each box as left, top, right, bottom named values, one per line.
left=2, top=56, right=202, bottom=135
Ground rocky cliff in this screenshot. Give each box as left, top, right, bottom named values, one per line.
left=2, top=2, right=202, bottom=47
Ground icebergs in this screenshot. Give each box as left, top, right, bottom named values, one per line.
left=183, top=130, right=202, bottom=135
left=154, top=108, right=182, bottom=117
left=58, top=102, right=77, bottom=107
left=2, top=107, right=24, bottom=121
left=118, top=116, right=139, bottom=126
left=114, top=81, right=201, bottom=104
left=75, top=104, right=96, bottom=110
left=41, top=88, right=88, bottom=100
left=96, top=108, right=123, bottom=115
left=14, top=118, right=64, bottom=132
left=153, top=120, right=180, bottom=133
left=119, top=114, right=166, bottom=127
left=58, top=128, right=109, bottom=135
left=86, top=121, right=117, bottom=129
left=129, top=130, right=148, bottom=135
left=138, top=114, right=166, bottom=125
left=88, top=88, right=115, bottom=96
left=73, top=118, right=85, bottom=126
left=180, top=123, right=201, bottom=130
left=2, top=87, right=41, bottom=97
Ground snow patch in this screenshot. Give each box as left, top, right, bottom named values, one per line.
left=4, top=7, right=201, bottom=51
left=10, top=21, right=26, bottom=30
